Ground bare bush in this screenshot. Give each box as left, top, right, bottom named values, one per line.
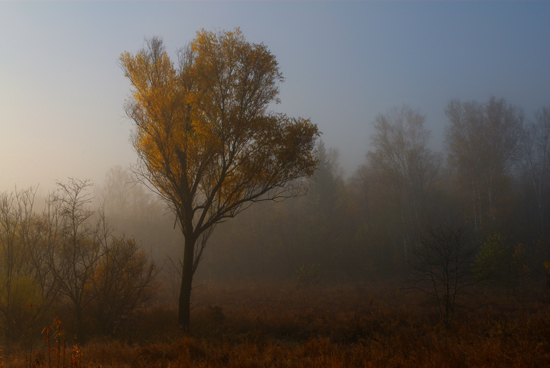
left=89, top=236, right=158, bottom=336
left=408, top=222, right=478, bottom=327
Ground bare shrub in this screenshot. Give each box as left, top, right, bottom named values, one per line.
left=408, top=222, right=478, bottom=327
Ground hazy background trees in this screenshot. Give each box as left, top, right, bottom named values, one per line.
left=0, top=188, right=42, bottom=341
left=347, top=106, right=443, bottom=278
left=123, top=98, right=544, bottom=287
left=444, top=97, right=524, bottom=233
left=519, top=105, right=550, bottom=244
left=83, top=98, right=550, bottom=295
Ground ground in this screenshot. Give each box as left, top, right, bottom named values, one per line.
left=2, top=281, right=549, bottom=367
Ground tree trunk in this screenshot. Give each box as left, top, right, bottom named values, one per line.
left=179, top=236, right=196, bottom=332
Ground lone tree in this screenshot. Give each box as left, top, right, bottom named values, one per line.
left=409, top=222, right=477, bottom=327
left=120, top=28, right=319, bottom=331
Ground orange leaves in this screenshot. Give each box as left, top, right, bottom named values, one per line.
left=41, top=316, right=66, bottom=368
left=70, top=344, right=83, bottom=368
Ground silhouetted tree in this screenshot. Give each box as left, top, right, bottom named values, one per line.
left=409, top=222, right=477, bottom=327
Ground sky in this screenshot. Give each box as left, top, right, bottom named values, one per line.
left=0, top=2, right=549, bottom=194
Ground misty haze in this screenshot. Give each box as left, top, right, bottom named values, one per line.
left=0, top=2, right=549, bottom=367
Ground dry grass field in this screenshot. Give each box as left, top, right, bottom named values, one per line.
left=1, top=281, right=550, bottom=368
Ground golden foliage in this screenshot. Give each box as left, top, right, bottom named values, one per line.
left=120, top=29, right=319, bottom=233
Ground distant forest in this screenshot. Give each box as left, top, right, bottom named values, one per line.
left=101, top=97, right=550, bottom=286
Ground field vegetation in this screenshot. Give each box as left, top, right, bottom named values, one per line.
left=0, top=281, right=549, bottom=367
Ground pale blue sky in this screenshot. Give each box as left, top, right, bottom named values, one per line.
left=1, top=2, right=549, bottom=193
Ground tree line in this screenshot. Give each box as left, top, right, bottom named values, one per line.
left=191, top=98, right=549, bottom=286
left=96, top=96, right=549, bottom=289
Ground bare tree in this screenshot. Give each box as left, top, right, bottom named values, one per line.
left=42, top=179, right=109, bottom=342
left=409, top=222, right=477, bottom=327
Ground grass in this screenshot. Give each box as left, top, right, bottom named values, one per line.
left=1, top=281, right=549, bottom=367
